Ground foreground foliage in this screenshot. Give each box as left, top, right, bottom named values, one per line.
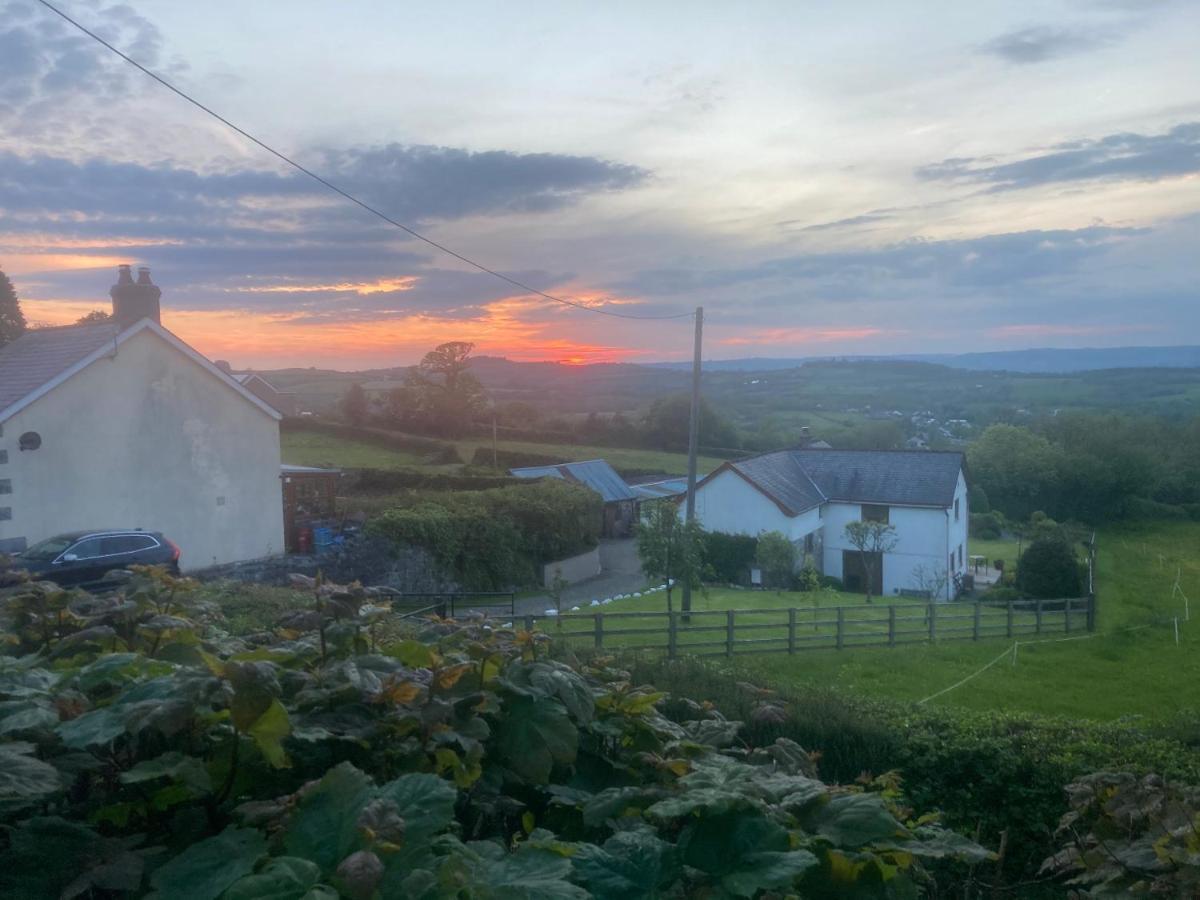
left=0, top=568, right=989, bottom=898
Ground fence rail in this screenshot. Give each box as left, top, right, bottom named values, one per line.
left=510, top=596, right=1094, bottom=658
left=375, top=590, right=515, bottom=618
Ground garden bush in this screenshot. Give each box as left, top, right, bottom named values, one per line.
left=625, top=655, right=1200, bottom=891
left=368, top=478, right=602, bottom=589
left=701, top=531, right=758, bottom=583
left=0, top=569, right=990, bottom=898
left=1015, top=537, right=1084, bottom=599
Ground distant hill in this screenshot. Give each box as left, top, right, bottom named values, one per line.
left=648, top=346, right=1200, bottom=374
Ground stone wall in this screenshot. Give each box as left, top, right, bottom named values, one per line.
left=194, top=534, right=458, bottom=593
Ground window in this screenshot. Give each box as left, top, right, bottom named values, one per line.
left=0, top=479, right=10, bottom=494
left=804, top=532, right=815, bottom=554
left=862, top=504, right=889, bottom=523
left=67, top=538, right=106, bottom=559
left=101, top=535, right=157, bottom=555
left=958, top=544, right=964, bottom=567
left=21, top=535, right=73, bottom=561
left=954, top=498, right=960, bottom=521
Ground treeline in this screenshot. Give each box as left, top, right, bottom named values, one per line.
left=968, top=412, right=1200, bottom=524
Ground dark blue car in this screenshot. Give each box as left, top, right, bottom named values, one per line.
left=9, top=530, right=181, bottom=588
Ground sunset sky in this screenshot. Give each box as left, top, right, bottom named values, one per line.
left=1, top=0, right=1198, bottom=368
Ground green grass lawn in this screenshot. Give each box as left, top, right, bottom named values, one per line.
left=721, top=522, right=1200, bottom=722
left=281, top=429, right=427, bottom=470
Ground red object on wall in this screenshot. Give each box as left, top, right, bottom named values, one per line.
left=296, top=528, right=313, bottom=554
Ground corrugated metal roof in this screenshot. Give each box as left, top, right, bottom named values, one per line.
left=281, top=464, right=341, bottom=475
left=723, top=448, right=963, bottom=513
left=510, top=458, right=637, bottom=503
left=630, top=478, right=689, bottom=500
left=0, top=323, right=119, bottom=414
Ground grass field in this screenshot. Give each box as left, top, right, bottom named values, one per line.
left=281, top=426, right=720, bottom=477
left=281, top=429, right=428, bottom=470
left=721, top=522, right=1200, bottom=721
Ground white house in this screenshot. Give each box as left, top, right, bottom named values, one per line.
left=0, top=266, right=285, bottom=570
left=691, top=448, right=968, bottom=599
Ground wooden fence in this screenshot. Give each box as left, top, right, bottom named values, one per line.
left=517, top=596, right=1095, bottom=659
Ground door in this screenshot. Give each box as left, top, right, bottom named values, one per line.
left=842, top=550, right=883, bottom=595
left=53, top=537, right=109, bottom=586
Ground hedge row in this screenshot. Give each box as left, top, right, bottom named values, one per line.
left=626, top=655, right=1200, bottom=889
left=366, top=478, right=602, bottom=589
left=341, top=467, right=516, bottom=494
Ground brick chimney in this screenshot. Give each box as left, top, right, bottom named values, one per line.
left=110, top=264, right=162, bottom=328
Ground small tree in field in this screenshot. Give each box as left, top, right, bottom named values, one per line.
left=636, top=501, right=704, bottom=612
left=843, top=520, right=898, bottom=603
left=340, top=383, right=369, bottom=426
left=755, top=531, right=796, bottom=591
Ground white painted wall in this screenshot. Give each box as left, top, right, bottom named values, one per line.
left=0, top=328, right=283, bottom=569
left=693, top=470, right=821, bottom=542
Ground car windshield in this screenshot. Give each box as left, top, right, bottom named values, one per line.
left=19, top=536, right=77, bottom=562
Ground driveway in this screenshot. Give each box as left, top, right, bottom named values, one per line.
left=515, top=538, right=650, bottom=616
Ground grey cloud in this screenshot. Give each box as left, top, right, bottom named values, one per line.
left=916, top=123, right=1200, bottom=191
left=780, top=212, right=896, bottom=233
left=980, top=25, right=1115, bottom=64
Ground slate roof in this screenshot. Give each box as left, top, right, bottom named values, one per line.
left=0, top=323, right=119, bottom=416
left=713, top=448, right=964, bottom=514
left=629, top=478, right=688, bottom=500
left=510, top=459, right=638, bottom=503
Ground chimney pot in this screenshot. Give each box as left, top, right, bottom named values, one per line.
left=110, top=264, right=162, bottom=328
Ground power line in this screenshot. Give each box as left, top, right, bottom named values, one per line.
left=34, top=0, right=696, bottom=323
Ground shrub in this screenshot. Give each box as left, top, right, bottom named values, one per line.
left=1015, top=537, right=1084, bottom=598
left=793, top=562, right=822, bottom=592
left=755, top=532, right=797, bottom=590
left=969, top=511, right=1003, bottom=539
left=469, top=447, right=562, bottom=470
left=701, top=531, right=758, bottom=583
left=367, top=479, right=602, bottom=589
left=819, top=575, right=844, bottom=591
left=0, top=574, right=991, bottom=898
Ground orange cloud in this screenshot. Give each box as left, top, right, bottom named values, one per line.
left=2, top=253, right=133, bottom=275
left=232, top=276, right=420, bottom=295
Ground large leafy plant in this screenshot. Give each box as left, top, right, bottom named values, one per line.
left=0, top=569, right=989, bottom=898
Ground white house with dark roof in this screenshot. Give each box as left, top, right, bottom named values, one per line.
left=0, top=266, right=284, bottom=569
left=692, top=448, right=968, bottom=599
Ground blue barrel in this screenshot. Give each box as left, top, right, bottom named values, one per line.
left=313, top=526, right=334, bottom=547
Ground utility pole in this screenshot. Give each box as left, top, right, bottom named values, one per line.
left=681, top=306, right=704, bottom=617
left=491, top=404, right=499, bottom=470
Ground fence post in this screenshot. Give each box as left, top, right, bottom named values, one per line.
left=725, top=610, right=736, bottom=657
left=450, top=595, right=457, bottom=618
left=836, top=607, right=845, bottom=650
left=1035, top=599, right=1043, bottom=635
left=973, top=602, right=981, bottom=641
left=1087, top=591, right=1096, bottom=632
left=888, top=605, right=896, bottom=647
left=508, top=592, right=516, bottom=617
left=927, top=603, right=936, bottom=642
left=1064, top=598, right=1072, bottom=633
left=594, top=613, right=604, bottom=650
left=668, top=611, right=678, bottom=659
left=524, top=614, right=534, bottom=633
left=787, top=608, right=797, bottom=655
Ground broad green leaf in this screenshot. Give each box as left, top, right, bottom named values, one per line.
left=389, top=639, right=436, bottom=668
left=225, top=661, right=280, bottom=732
left=223, top=857, right=330, bottom=900
left=495, top=696, right=577, bottom=784
left=148, top=826, right=265, bottom=900
left=572, top=830, right=680, bottom=899
left=0, top=700, right=58, bottom=735
left=721, top=850, right=819, bottom=897
left=57, top=707, right=126, bottom=749
left=247, top=698, right=292, bottom=768
left=808, top=794, right=906, bottom=848
left=119, top=751, right=212, bottom=794
left=0, top=742, right=61, bottom=811
left=448, top=842, right=589, bottom=899
left=283, top=762, right=374, bottom=874
left=901, top=826, right=995, bottom=863
left=0, top=817, right=107, bottom=897
left=376, top=772, right=457, bottom=845
left=678, top=809, right=790, bottom=876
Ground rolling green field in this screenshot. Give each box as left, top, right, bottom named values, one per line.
left=723, top=522, right=1199, bottom=721
left=281, top=424, right=720, bottom=476
left=281, top=429, right=428, bottom=470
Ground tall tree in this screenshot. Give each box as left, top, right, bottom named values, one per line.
left=340, top=383, right=369, bottom=426
left=405, top=341, right=487, bottom=436
left=0, top=267, right=26, bottom=349
left=843, top=520, right=898, bottom=603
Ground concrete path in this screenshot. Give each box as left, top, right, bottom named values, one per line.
left=515, top=538, right=650, bottom=616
